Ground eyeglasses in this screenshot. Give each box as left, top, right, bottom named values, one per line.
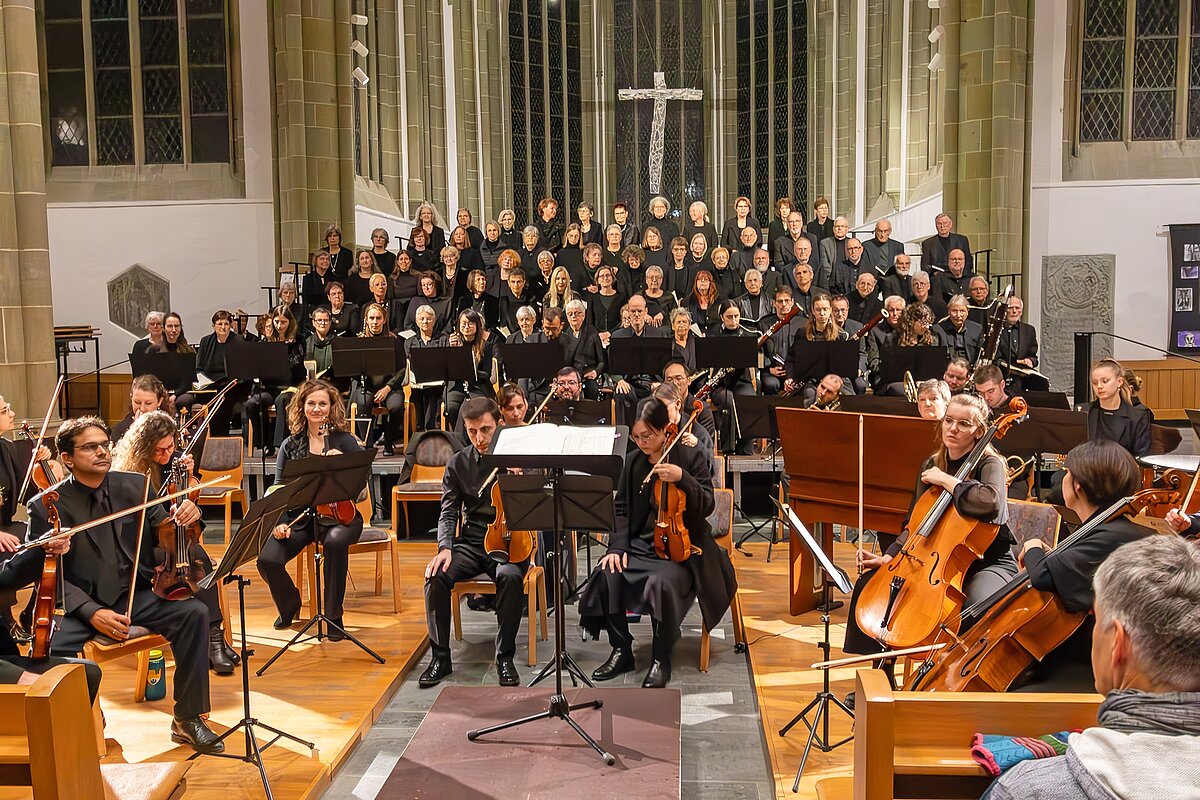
left=941, top=417, right=978, bottom=432
left=75, top=441, right=113, bottom=455
left=153, top=445, right=175, bottom=456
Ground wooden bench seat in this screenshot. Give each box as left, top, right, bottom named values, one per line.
left=853, top=668, right=1102, bottom=800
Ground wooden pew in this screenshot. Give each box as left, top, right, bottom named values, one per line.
left=0, top=664, right=190, bottom=800
left=851, top=668, right=1101, bottom=800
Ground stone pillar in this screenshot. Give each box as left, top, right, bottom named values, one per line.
left=0, top=0, right=57, bottom=413
left=942, top=0, right=1033, bottom=283
left=273, top=0, right=358, bottom=268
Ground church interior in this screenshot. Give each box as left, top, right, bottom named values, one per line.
left=1, top=0, right=1200, bottom=798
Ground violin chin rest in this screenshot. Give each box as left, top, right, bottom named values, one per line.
left=486, top=549, right=511, bottom=565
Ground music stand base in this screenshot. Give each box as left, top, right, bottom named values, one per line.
left=528, top=648, right=593, bottom=688
left=466, top=695, right=615, bottom=766
left=778, top=692, right=854, bottom=793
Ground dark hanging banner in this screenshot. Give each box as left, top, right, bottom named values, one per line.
left=1169, top=224, right=1200, bottom=355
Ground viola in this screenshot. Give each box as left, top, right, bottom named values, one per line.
left=907, top=487, right=1178, bottom=692
left=22, top=423, right=63, bottom=661
left=854, top=397, right=1029, bottom=650
left=151, top=457, right=208, bottom=600
left=316, top=421, right=357, bottom=524
left=482, top=475, right=535, bottom=565
left=649, top=403, right=705, bottom=563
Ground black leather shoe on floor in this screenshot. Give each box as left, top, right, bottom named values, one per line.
left=326, top=619, right=347, bottom=642
left=170, top=716, right=225, bottom=754
left=641, top=659, right=672, bottom=688
left=208, top=627, right=235, bottom=676
left=222, top=639, right=240, bottom=665
left=591, top=647, right=635, bottom=681
left=272, top=613, right=295, bottom=630
left=844, top=692, right=855, bottom=711
left=418, top=656, right=453, bottom=688
left=497, top=658, right=520, bottom=687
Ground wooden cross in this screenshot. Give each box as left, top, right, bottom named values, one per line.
left=617, top=71, right=703, bottom=194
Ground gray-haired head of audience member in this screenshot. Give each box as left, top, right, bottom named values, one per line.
left=1092, top=535, right=1200, bottom=693
left=565, top=298, right=587, bottom=315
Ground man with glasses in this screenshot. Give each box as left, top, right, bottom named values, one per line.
left=759, top=288, right=806, bottom=396
left=661, top=359, right=717, bottom=438
left=831, top=238, right=868, bottom=297
left=132, top=311, right=165, bottom=356
left=27, top=417, right=222, bottom=753
left=521, top=307, right=581, bottom=408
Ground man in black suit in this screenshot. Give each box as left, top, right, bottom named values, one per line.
left=937, top=295, right=983, bottom=364
left=773, top=211, right=820, bottom=272
left=522, top=307, right=580, bottom=406
left=609, top=294, right=668, bottom=425
left=662, top=359, right=718, bottom=438
left=997, top=296, right=1040, bottom=374
left=861, top=220, right=905, bottom=277
left=932, top=248, right=973, bottom=302
left=882, top=253, right=915, bottom=301
left=28, top=417, right=221, bottom=753
left=920, top=213, right=973, bottom=273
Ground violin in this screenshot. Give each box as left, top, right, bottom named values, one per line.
left=21, top=423, right=64, bottom=661
left=854, top=397, right=1029, bottom=650
left=907, top=488, right=1178, bottom=692
left=650, top=402, right=705, bottom=563
left=151, top=456, right=207, bottom=600
left=316, top=421, right=357, bottom=524
left=481, top=473, right=535, bottom=565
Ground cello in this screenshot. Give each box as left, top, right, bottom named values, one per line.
left=907, top=487, right=1178, bottom=692
left=854, top=398, right=1029, bottom=650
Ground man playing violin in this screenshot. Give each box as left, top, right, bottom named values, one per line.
left=27, top=417, right=221, bottom=753
left=419, top=398, right=526, bottom=689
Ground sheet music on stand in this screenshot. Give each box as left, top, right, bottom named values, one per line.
left=491, top=423, right=620, bottom=457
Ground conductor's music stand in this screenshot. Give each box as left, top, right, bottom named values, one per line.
left=500, top=341, right=565, bottom=382
left=130, top=351, right=197, bottom=396
left=542, top=397, right=612, bottom=425
left=193, top=478, right=320, bottom=800
left=256, top=448, right=385, bottom=675
left=772, top=497, right=855, bottom=792
left=467, top=425, right=626, bottom=765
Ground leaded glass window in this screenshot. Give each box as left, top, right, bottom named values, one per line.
left=735, top=0, right=807, bottom=224
left=352, top=0, right=383, bottom=181
left=613, top=0, right=707, bottom=224
left=43, top=0, right=233, bottom=167
left=508, top=0, right=583, bottom=226
left=1079, top=0, right=1200, bottom=143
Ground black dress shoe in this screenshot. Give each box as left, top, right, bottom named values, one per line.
left=641, top=659, right=671, bottom=688
left=222, top=639, right=240, bottom=665
left=272, top=613, right=295, bottom=630
left=844, top=692, right=855, bottom=711
left=170, top=716, right=225, bottom=754
left=382, top=442, right=396, bottom=457
left=418, top=656, right=453, bottom=688
left=591, top=647, right=635, bottom=681
left=497, top=657, right=520, bottom=687
left=208, top=627, right=235, bottom=676
left=326, top=619, right=346, bottom=642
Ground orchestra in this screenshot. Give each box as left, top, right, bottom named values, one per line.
left=18, top=199, right=1200, bottom=772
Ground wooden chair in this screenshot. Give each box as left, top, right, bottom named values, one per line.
left=0, top=664, right=191, bottom=800
left=295, top=492, right=402, bottom=614
left=700, top=487, right=745, bottom=672
left=712, top=454, right=726, bottom=489
left=449, top=540, right=548, bottom=667
left=391, top=430, right=458, bottom=538
left=83, top=629, right=169, bottom=703
left=853, top=668, right=1101, bottom=800
left=195, top=434, right=249, bottom=545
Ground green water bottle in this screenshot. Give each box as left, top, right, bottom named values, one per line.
left=145, top=649, right=167, bottom=701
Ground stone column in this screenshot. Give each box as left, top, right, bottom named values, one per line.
left=941, top=0, right=1033, bottom=283
left=0, top=0, right=57, bottom=412
left=273, top=0, right=357, bottom=267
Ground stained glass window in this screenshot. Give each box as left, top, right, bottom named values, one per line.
left=735, top=0, right=808, bottom=223
left=1190, top=0, right=1200, bottom=137
left=43, top=0, right=232, bottom=167
left=509, top=0, right=583, bottom=226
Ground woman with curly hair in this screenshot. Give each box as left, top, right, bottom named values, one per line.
left=110, top=411, right=238, bottom=675
left=256, top=380, right=364, bottom=638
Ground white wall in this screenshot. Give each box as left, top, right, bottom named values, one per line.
left=1027, top=1, right=1190, bottom=361
left=48, top=200, right=275, bottom=367
left=355, top=204, right=415, bottom=248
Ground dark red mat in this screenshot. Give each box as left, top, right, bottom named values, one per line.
left=377, top=686, right=681, bottom=799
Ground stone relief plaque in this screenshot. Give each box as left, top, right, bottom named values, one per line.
left=108, top=264, right=170, bottom=337
left=1040, top=254, right=1115, bottom=397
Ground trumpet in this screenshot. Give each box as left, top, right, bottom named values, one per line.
left=903, top=371, right=918, bottom=402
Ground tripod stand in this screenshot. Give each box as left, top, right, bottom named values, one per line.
left=528, top=525, right=593, bottom=689
left=467, top=467, right=619, bottom=765
left=192, top=573, right=315, bottom=800
left=257, top=526, right=385, bottom=675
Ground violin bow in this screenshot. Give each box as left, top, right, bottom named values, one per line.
left=176, top=379, right=239, bottom=464
left=124, top=472, right=153, bottom=620
left=857, top=413, right=865, bottom=574
left=17, top=376, right=66, bottom=506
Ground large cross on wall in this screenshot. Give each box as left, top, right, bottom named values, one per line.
left=618, top=72, right=704, bottom=194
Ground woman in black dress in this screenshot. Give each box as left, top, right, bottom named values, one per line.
left=449, top=225, right=483, bottom=274
left=415, top=202, right=447, bottom=253
left=586, top=264, right=627, bottom=343
left=369, top=228, right=395, bottom=276
left=443, top=308, right=497, bottom=429
left=322, top=223, right=353, bottom=279
left=406, top=226, right=438, bottom=273
left=351, top=303, right=407, bottom=456
left=496, top=208, right=521, bottom=250
left=707, top=300, right=757, bottom=452
left=257, top=380, right=364, bottom=636
left=806, top=196, right=834, bottom=245
left=245, top=304, right=306, bottom=455
left=1087, top=358, right=1152, bottom=458
left=578, top=398, right=736, bottom=688
left=601, top=224, right=625, bottom=271
left=576, top=201, right=604, bottom=246
left=719, top=196, right=761, bottom=250
left=767, top=197, right=793, bottom=248
left=640, top=265, right=677, bottom=326
left=406, top=304, right=446, bottom=431
left=640, top=225, right=669, bottom=270
left=325, top=282, right=359, bottom=337
left=479, top=221, right=505, bottom=269
left=302, top=249, right=335, bottom=311
left=664, top=236, right=693, bottom=300
left=343, top=249, right=382, bottom=308
left=683, top=270, right=722, bottom=332
left=534, top=197, right=564, bottom=253
left=112, top=374, right=175, bottom=442
left=680, top=201, right=719, bottom=249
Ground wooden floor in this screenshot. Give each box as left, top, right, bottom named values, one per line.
left=96, top=541, right=437, bottom=800
left=734, top=537, right=862, bottom=799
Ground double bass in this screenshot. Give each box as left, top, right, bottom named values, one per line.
left=854, top=398, right=1029, bottom=650
left=908, top=488, right=1178, bottom=692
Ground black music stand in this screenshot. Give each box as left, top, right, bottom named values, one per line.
left=407, top=345, right=475, bottom=430
left=193, top=478, right=319, bottom=800
left=608, top=336, right=673, bottom=377
left=836, top=395, right=921, bottom=416
left=993, top=407, right=1087, bottom=501
left=256, top=448, right=385, bottom=675
left=1022, top=390, right=1071, bottom=410
left=130, top=351, right=196, bottom=396
left=789, top=340, right=859, bottom=383
left=226, top=340, right=292, bottom=470
left=467, top=425, right=626, bottom=765
left=772, top=497, right=855, bottom=792
left=542, top=397, right=612, bottom=425
left=730, top=396, right=808, bottom=558
left=695, top=335, right=759, bottom=372
left=332, top=337, right=401, bottom=442
left=500, top=341, right=565, bottom=382
left=877, top=345, right=950, bottom=384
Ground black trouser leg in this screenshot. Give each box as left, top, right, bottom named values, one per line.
left=424, top=543, right=526, bottom=661
left=492, top=562, right=525, bottom=660
left=317, top=520, right=364, bottom=620
left=129, top=591, right=211, bottom=719
left=2, top=655, right=103, bottom=702
left=255, top=525, right=314, bottom=619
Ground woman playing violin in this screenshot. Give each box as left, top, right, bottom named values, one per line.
left=111, top=411, right=237, bottom=675
left=256, top=380, right=363, bottom=638
left=577, top=398, right=735, bottom=688
left=843, top=393, right=1017, bottom=659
